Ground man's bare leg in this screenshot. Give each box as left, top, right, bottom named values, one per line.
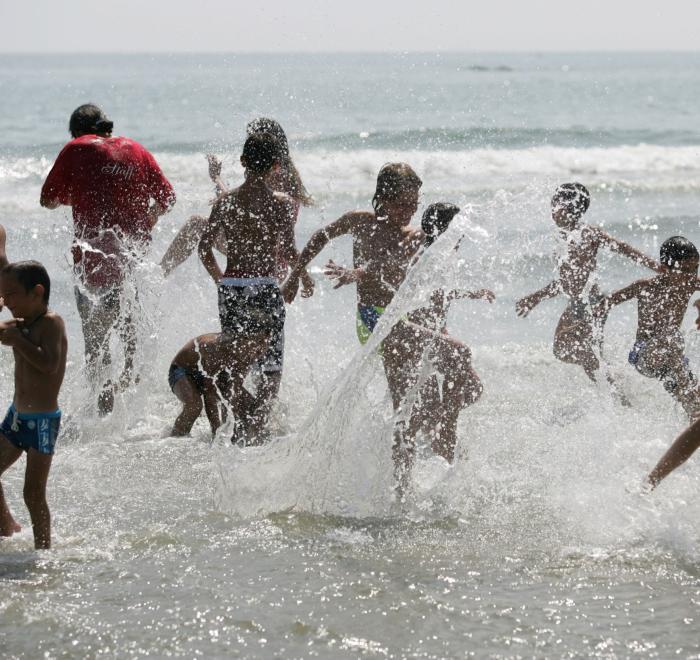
left=23, top=449, right=52, bottom=549
left=0, top=435, right=22, bottom=537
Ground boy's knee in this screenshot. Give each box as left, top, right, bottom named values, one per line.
left=23, top=483, right=46, bottom=509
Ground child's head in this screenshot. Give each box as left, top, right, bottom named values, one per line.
left=421, top=203, right=460, bottom=246
left=551, top=183, right=590, bottom=229
left=372, top=163, right=422, bottom=223
left=240, top=133, right=281, bottom=175
left=69, top=103, right=113, bottom=139
left=246, top=117, right=312, bottom=205
left=660, top=236, right=699, bottom=273
left=0, top=261, right=50, bottom=317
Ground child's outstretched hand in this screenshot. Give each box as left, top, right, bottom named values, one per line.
left=323, top=260, right=365, bottom=289
left=207, top=154, right=222, bottom=181
left=515, top=294, right=538, bottom=317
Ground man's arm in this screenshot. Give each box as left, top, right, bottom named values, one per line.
left=146, top=151, right=176, bottom=228
left=515, top=280, right=561, bottom=318
left=282, top=212, right=363, bottom=302
left=0, top=316, right=66, bottom=375
left=40, top=144, right=75, bottom=209
left=598, top=229, right=662, bottom=272
left=198, top=199, right=226, bottom=282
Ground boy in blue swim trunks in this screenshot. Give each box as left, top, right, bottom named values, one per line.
left=0, top=259, right=67, bottom=549
left=597, top=236, right=700, bottom=418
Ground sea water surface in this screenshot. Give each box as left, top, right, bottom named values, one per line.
left=0, top=53, right=699, bottom=658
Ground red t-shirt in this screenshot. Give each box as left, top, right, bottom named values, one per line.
left=41, top=135, right=175, bottom=289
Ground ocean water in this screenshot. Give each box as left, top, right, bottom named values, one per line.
left=1, top=53, right=699, bottom=658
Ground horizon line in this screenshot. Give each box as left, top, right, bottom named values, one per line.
left=1, top=49, right=700, bottom=56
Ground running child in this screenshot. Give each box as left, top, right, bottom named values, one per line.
left=0, top=261, right=67, bottom=549
left=383, top=203, right=495, bottom=477
left=516, top=183, right=660, bottom=381
left=646, top=299, right=700, bottom=488
left=596, top=236, right=700, bottom=418
left=198, top=132, right=306, bottom=440
left=283, top=163, right=427, bottom=487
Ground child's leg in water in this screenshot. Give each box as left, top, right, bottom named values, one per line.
left=172, top=377, right=203, bottom=436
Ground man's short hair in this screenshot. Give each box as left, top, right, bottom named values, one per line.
left=422, top=203, right=460, bottom=246
left=69, top=103, right=114, bottom=138
left=2, top=261, right=51, bottom=303
left=552, top=182, right=591, bottom=218
left=241, top=133, right=281, bottom=174
left=660, top=236, right=699, bottom=270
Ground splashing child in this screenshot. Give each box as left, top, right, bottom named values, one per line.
left=597, top=236, right=700, bottom=418
left=516, top=183, right=660, bottom=383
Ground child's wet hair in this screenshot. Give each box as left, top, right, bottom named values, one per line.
left=2, top=260, right=51, bottom=303
left=551, top=182, right=590, bottom=218
left=660, top=236, right=699, bottom=270
left=246, top=117, right=312, bottom=205
left=422, top=203, right=460, bottom=246
left=241, top=133, right=281, bottom=174
left=69, top=103, right=113, bottom=138
left=372, top=163, right=422, bottom=212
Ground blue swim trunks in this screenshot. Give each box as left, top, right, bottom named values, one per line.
left=0, top=404, right=61, bottom=455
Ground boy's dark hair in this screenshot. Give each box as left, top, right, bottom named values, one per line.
left=69, top=103, right=114, bottom=139
left=422, top=203, right=461, bottom=246
left=660, top=236, right=699, bottom=270
left=246, top=117, right=312, bottom=205
left=372, top=163, right=422, bottom=212
left=241, top=133, right=281, bottom=174
left=2, top=261, right=51, bottom=303
left=552, top=182, right=590, bottom=218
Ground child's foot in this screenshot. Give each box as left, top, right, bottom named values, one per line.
left=0, top=516, right=21, bottom=537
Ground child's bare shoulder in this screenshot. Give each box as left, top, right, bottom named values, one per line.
left=345, top=210, right=377, bottom=228
left=42, top=311, right=67, bottom=334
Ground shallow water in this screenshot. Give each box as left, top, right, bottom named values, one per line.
left=1, top=53, right=700, bottom=658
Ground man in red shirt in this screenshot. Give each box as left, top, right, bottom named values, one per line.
left=40, top=104, right=175, bottom=414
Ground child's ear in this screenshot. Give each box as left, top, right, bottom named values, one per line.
left=33, top=283, right=45, bottom=300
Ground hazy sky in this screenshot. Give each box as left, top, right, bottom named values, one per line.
left=1, top=0, right=699, bottom=53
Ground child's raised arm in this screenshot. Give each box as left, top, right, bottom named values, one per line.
left=598, top=229, right=661, bottom=272
left=283, top=212, right=365, bottom=303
